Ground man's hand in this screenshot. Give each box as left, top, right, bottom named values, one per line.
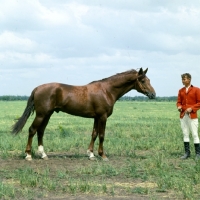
left=178, top=106, right=182, bottom=112
left=185, top=108, right=192, bottom=114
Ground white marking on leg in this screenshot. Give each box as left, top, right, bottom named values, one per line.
left=25, top=153, right=32, bottom=161
left=38, top=145, right=48, bottom=159
left=87, top=150, right=95, bottom=158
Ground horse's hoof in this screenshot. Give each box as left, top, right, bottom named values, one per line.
left=87, top=150, right=91, bottom=157
left=25, top=157, right=32, bottom=161
left=89, top=156, right=97, bottom=161
left=102, top=157, right=109, bottom=162
left=87, top=150, right=95, bottom=158
left=42, top=156, right=48, bottom=160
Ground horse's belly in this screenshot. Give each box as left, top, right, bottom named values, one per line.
left=61, top=105, right=96, bottom=118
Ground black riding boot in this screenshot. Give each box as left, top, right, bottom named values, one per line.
left=181, top=142, right=190, bottom=159
left=194, top=143, right=200, bottom=160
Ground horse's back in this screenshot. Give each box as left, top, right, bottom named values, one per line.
left=32, top=82, right=113, bottom=118
left=60, top=82, right=107, bottom=117
left=32, top=82, right=92, bottom=115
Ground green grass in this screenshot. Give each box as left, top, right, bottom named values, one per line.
left=0, top=101, right=200, bottom=199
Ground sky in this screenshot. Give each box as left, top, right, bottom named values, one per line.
left=1, top=0, right=200, bottom=97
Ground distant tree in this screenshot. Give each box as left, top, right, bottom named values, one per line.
left=118, top=96, right=177, bottom=102
left=0, top=96, right=29, bottom=101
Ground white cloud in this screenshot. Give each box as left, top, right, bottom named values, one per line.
left=1, top=1, right=200, bottom=96
left=0, top=31, right=37, bottom=52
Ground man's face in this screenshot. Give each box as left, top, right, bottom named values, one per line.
left=182, top=77, right=191, bottom=87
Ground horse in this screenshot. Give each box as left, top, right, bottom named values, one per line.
left=11, top=68, right=156, bottom=161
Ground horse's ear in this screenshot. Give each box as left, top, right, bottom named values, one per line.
left=138, top=68, right=143, bottom=75
left=143, top=68, right=148, bottom=75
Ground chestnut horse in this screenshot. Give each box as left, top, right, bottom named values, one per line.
left=11, top=68, right=156, bottom=161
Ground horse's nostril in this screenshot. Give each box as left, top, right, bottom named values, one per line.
left=147, top=92, right=156, bottom=99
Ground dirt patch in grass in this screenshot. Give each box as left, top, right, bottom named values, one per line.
left=0, top=152, right=176, bottom=200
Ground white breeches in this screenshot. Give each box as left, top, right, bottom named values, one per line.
left=180, top=114, right=200, bottom=144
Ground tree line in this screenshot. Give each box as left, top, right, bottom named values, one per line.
left=0, top=96, right=29, bottom=101
left=119, top=96, right=177, bottom=102
left=0, top=95, right=177, bottom=102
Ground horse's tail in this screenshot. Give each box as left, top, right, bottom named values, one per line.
left=11, top=89, right=36, bottom=135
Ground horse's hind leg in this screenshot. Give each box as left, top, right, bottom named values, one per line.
left=37, top=113, right=52, bottom=160
left=25, top=115, right=45, bottom=161
left=87, top=118, right=98, bottom=160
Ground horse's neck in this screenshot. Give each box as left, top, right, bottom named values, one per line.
left=106, top=74, right=138, bottom=100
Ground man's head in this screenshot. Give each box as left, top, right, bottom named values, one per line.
left=181, top=73, right=191, bottom=87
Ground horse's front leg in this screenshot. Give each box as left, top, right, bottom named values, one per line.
left=87, top=119, right=98, bottom=160
left=98, top=116, right=109, bottom=161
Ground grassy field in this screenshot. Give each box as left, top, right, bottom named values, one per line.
left=0, top=101, right=200, bottom=199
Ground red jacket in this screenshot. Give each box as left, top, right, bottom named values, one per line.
left=177, top=85, right=200, bottom=119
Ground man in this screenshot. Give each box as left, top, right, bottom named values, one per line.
left=177, top=73, right=200, bottom=160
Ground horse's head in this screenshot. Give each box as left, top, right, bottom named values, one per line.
left=135, top=68, right=156, bottom=99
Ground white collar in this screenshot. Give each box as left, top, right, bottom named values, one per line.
left=186, top=85, right=191, bottom=92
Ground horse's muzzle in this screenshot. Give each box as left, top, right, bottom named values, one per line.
left=147, top=92, right=156, bottom=99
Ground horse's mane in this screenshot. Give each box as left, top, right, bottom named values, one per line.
left=89, top=69, right=138, bottom=84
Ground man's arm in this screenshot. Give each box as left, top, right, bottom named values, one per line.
left=191, top=88, right=200, bottom=112
left=177, top=90, right=182, bottom=112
